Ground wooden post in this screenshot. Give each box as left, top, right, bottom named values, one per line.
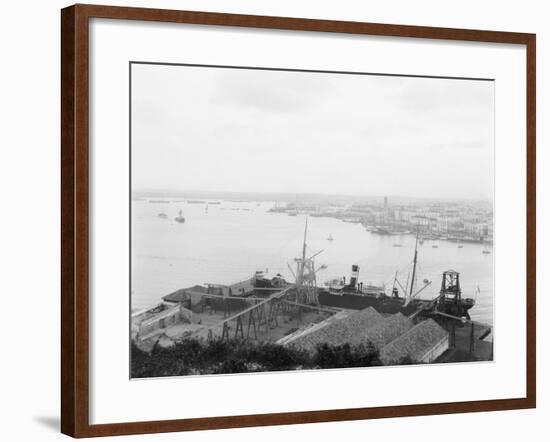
left=223, top=297, right=231, bottom=319
left=222, top=322, right=229, bottom=340
left=469, top=321, right=475, bottom=354
left=235, top=316, right=244, bottom=340
left=257, top=305, right=265, bottom=333
left=268, top=302, right=279, bottom=329
left=246, top=310, right=257, bottom=340
left=228, top=288, right=233, bottom=317
left=264, top=304, right=271, bottom=334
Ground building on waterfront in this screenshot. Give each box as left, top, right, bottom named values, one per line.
left=379, top=319, right=449, bottom=364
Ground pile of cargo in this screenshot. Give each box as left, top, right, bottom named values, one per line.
left=286, top=307, right=450, bottom=366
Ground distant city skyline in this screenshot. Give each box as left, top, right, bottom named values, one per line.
left=133, top=188, right=492, bottom=206
left=131, top=64, right=494, bottom=200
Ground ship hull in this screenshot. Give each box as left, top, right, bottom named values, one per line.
left=318, top=291, right=419, bottom=315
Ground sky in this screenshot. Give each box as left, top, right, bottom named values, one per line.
left=131, top=63, right=494, bottom=200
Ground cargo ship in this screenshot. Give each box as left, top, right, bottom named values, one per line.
left=316, top=234, right=476, bottom=318
left=318, top=265, right=420, bottom=315
left=317, top=266, right=475, bottom=318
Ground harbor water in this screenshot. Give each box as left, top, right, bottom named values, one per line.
left=131, top=200, right=494, bottom=325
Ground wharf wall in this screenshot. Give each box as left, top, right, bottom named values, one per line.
left=135, top=304, right=193, bottom=341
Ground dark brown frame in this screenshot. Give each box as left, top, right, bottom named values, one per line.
left=61, top=3, right=536, bottom=438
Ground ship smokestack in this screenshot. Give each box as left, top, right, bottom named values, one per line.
left=350, top=264, right=360, bottom=288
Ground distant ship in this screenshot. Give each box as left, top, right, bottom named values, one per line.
left=175, top=210, right=186, bottom=223
left=371, top=226, right=391, bottom=235
left=327, top=233, right=334, bottom=242
left=482, top=247, right=491, bottom=254
left=157, top=212, right=168, bottom=219
left=370, top=226, right=409, bottom=236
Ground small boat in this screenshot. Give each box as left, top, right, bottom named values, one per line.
left=157, top=212, right=168, bottom=219
left=458, top=244, right=463, bottom=248
left=175, top=210, right=186, bottom=223
left=327, top=233, right=334, bottom=242
left=432, top=244, right=439, bottom=248
left=392, top=244, right=402, bottom=247
left=482, top=247, right=491, bottom=254
left=371, top=226, right=391, bottom=235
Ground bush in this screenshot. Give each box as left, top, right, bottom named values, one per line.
left=313, top=342, right=381, bottom=369
left=131, top=338, right=383, bottom=378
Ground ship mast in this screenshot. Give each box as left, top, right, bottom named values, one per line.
left=409, top=231, right=419, bottom=298
left=302, top=217, right=308, bottom=263
left=295, top=217, right=308, bottom=285
left=293, top=217, right=323, bottom=306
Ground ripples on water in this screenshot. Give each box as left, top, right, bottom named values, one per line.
left=131, top=200, right=494, bottom=325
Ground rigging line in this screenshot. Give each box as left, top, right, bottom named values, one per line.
left=416, top=263, right=426, bottom=276
left=267, top=230, right=307, bottom=261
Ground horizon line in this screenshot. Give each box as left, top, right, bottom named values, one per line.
left=131, top=188, right=493, bottom=202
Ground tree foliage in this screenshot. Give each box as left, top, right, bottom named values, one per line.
left=131, top=337, right=384, bottom=378
left=313, top=342, right=382, bottom=369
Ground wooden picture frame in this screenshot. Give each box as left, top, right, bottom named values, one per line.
left=61, top=3, right=536, bottom=438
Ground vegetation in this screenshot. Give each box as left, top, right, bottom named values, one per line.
left=131, top=338, right=383, bottom=378
left=313, top=342, right=381, bottom=369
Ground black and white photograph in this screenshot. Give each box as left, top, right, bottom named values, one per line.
left=1, top=0, right=542, bottom=439
left=130, top=62, right=495, bottom=378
